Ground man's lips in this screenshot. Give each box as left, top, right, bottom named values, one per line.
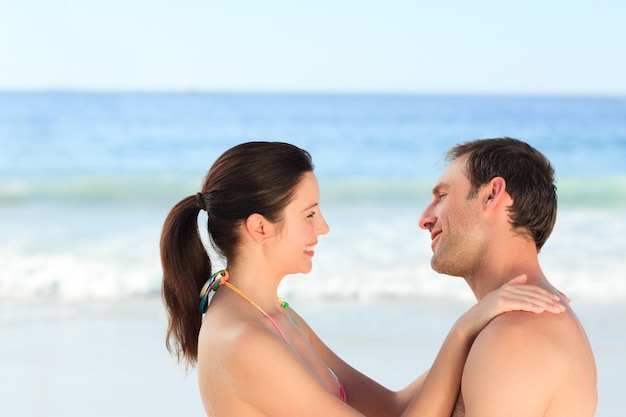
left=430, top=230, right=442, bottom=250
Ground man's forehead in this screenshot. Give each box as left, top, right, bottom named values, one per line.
left=430, top=158, right=471, bottom=194
left=439, top=156, right=468, bottom=182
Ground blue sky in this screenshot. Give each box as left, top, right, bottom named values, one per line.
left=1, top=0, right=625, bottom=95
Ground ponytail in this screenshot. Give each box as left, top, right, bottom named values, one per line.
left=160, top=195, right=211, bottom=366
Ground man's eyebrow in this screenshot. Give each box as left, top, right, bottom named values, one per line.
left=432, top=182, right=450, bottom=195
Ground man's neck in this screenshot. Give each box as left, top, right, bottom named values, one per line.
left=465, top=243, right=546, bottom=300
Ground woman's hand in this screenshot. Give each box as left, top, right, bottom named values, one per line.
left=455, top=274, right=566, bottom=339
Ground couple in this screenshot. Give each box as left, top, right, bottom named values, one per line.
left=160, top=138, right=597, bottom=417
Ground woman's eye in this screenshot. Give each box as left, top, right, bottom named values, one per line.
left=307, top=211, right=316, bottom=218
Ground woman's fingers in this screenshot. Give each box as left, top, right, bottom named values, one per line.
left=493, top=278, right=567, bottom=314
left=557, top=289, right=571, bottom=303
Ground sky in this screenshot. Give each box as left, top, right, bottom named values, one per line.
left=1, top=0, right=625, bottom=96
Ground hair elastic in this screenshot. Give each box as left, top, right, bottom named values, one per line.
left=195, top=192, right=206, bottom=211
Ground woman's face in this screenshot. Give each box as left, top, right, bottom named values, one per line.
left=269, top=171, right=329, bottom=276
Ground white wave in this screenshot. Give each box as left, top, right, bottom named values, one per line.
left=1, top=202, right=624, bottom=301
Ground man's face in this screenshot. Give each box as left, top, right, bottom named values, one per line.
left=418, top=156, right=487, bottom=277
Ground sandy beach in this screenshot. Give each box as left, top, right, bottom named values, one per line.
left=2, top=297, right=622, bottom=417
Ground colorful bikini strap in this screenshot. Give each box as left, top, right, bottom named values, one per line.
left=199, top=269, right=229, bottom=313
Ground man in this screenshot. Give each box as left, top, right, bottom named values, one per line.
left=419, top=138, right=597, bottom=417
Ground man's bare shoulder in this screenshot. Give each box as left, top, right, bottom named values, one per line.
left=460, top=309, right=597, bottom=417
left=477, top=307, right=594, bottom=359
left=468, top=310, right=566, bottom=376
left=467, top=309, right=590, bottom=381
left=474, top=311, right=569, bottom=349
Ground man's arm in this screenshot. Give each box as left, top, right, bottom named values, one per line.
left=461, top=313, right=561, bottom=417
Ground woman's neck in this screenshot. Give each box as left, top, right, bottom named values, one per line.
left=225, top=263, right=284, bottom=313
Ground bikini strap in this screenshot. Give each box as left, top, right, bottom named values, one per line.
left=199, top=270, right=291, bottom=344
left=223, top=282, right=291, bottom=344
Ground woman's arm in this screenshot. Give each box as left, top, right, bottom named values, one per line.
left=300, top=275, right=565, bottom=417
left=291, top=308, right=409, bottom=417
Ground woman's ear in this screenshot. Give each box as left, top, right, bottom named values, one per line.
left=245, top=213, right=275, bottom=244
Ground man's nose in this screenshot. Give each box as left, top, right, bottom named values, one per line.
left=419, top=204, right=436, bottom=230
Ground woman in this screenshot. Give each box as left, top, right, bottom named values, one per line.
left=160, top=142, right=565, bottom=417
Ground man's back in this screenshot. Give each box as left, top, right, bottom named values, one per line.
left=457, top=301, right=597, bottom=417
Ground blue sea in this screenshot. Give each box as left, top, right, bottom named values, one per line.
left=1, top=92, right=625, bottom=301
left=1, top=92, right=625, bottom=417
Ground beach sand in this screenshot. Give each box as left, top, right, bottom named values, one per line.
left=2, top=297, right=622, bottom=416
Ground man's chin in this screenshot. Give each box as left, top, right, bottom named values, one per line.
left=431, top=260, right=463, bottom=277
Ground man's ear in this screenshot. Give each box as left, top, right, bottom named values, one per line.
left=245, top=213, right=275, bottom=244
left=483, top=177, right=509, bottom=209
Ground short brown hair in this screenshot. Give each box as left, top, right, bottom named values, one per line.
left=447, top=137, right=557, bottom=252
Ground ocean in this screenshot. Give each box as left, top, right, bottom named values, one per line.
left=1, top=92, right=625, bottom=416
left=1, top=92, right=625, bottom=301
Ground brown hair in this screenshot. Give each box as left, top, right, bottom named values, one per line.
left=447, top=137, right=557, bottom=252
left=160, top=142, right=314, bottom=365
